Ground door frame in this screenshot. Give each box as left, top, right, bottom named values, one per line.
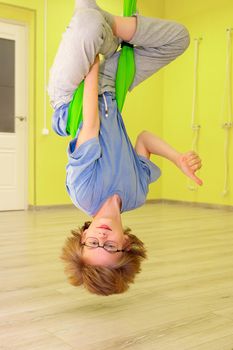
left=0, top=19, right=29, bottom=210
left=0, top=4, right=36, bottom=210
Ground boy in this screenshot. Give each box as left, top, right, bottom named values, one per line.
left=48, top=1, right=202, bottom=296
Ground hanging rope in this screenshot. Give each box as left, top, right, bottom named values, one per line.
left=188, top=37, right=202, bottom=191
left=221, top=28, right=233, bottom=196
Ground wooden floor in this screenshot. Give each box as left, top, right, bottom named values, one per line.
left=0, top=203, right=233, bottom=350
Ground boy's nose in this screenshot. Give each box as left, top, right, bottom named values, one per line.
left=98, top=231, right=107, bottom=237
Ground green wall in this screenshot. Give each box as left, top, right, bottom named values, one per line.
left=162, top=0, right=233, bottom=206
left=1, top=0, right=232, bottom=207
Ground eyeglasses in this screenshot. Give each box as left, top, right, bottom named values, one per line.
left=81, top=237, right=125, bottom=253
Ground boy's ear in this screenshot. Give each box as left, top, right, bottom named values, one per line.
left=81, top=230, right=88, bottom=241
left=123, top=235, right=131, bottom=251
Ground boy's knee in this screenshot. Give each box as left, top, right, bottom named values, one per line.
left=179, top=25, right=191, bottom=51
left=73, top=9, right=105, bottom=43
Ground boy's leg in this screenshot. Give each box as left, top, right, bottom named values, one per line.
left=75, top=0, right=115, bottom=28
left=98, top=14, right=190, bottom=94
left=48, top=8, right=118, bottom=110
left=128, top=15, right=190, bottom=90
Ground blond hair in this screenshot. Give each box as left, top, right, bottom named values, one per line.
left=61, top=221, right=147, bottom=296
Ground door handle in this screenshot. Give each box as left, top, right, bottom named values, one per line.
left=15, top=116, right=27, bottom=122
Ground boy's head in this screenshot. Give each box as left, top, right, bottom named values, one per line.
left=61, top=221, right=147, bottom=296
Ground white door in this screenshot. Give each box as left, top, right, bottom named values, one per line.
left=0, top=21, right=28, bottom=211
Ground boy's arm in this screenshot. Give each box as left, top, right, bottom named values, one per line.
left=135, top=131, right=203, bottom=186
left=75, top=55, right=100, bottom=149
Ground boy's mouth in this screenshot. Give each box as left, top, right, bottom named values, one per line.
left=97, top=225, right=112, bottom=231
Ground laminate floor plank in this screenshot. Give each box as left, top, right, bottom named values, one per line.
left=0, top=203, right=233, bottom=350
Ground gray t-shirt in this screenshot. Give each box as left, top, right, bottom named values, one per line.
left=66, top=93, right=161, bottom=216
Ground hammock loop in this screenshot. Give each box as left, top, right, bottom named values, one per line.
left=67, top=0, right=137, bottom=137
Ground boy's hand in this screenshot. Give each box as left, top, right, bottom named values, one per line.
left=178, top=151, right=203, bottom=186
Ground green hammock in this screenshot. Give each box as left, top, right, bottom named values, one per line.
left=66, top=0, right=137, bottom=138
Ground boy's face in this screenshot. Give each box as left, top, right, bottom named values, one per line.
left=81, top=218, right=129, bottom=267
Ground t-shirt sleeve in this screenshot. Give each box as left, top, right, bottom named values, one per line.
left=138, top=155, right=162, bottom=183
left=52, top=104, right=69, bottom=136
left=66, top=136, right=101, bottom=205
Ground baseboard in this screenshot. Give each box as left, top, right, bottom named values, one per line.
left=146, top=198, right=233, bottom=211
left=28, top=204, right=74, bottom=211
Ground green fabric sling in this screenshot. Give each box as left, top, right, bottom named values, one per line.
left=66, top=0, right=137, bottom=138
